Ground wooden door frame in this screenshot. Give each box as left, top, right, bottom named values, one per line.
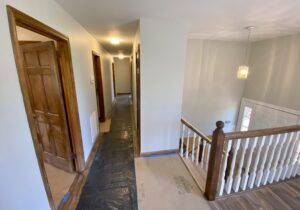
left=7, top=6, right=85, bottom=210
left=130, top=56, right=133, bottom=94
left=92, top=51, right=105, bottom=122
left=112, top=62, right=117, bottom=98
left=135, top=45, right=141, bottom=152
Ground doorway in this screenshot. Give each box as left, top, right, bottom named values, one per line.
left=135, top=45, right=141, bottom=151
left=92, top=51, right=105, bottom=122
left=7, top=6, right=84, bottom=210
left=112, top=62, right=117, bottom=98
left=113, top=57, right=132, bottom=95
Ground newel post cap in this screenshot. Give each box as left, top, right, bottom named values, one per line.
left=216, top=121, right=224, bottom=129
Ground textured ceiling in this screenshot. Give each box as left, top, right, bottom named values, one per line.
left=55, top=0, right=300, bottom=55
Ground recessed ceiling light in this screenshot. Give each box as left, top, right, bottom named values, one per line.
left=110, top=38, right=120, bottom=45
left=118, top=54, right=124, bottom=59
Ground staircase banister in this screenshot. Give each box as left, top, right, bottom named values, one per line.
left=181, top=118, right=212, bottom=143
left=225, top=125, right=300, bottom=140
left=205, top=121, right=225, bottom=200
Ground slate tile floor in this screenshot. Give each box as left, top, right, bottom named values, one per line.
left=77, top=95, right=137, bottom=210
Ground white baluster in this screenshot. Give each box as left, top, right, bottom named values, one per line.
left=262, top=135, right=279, bottom=185
left=201, top=140, right=207, bottom=169
left=196, top=137, right=201, bottom=165
left=233, top=138, right=249, bottom=192
left=275, top=132, right=294, bottom=181
left=206, top=144, right=211, bottom=171
left=288, top=132, right=300, bottom=178
left=248, top=136, right=266, bottom=189
left=191, top=132, right=196, bottom=162
left=241, top=137, right=258, bottom=190
left=268, top=134, right=286, bottom=183
left=225, top=139, right=241, bottom=194
left=292, top=152, right=300, bottom=177
left=185, top=129, right=191, bottom=159
left=255, top=136, right=272, bottom=187
left=218, top=140, right=232, bottom=196
left=282, top=132, right=296, bottom=179
left=180, top=123, right=185, bottom=157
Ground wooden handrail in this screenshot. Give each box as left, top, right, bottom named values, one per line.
left=181, top=118, right=212, bottom=143
left=196, top=120, right=300, bottom=201
left=225, top=125, right=300, bottom=140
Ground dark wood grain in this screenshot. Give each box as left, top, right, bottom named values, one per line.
left=7, top=6, right=85, bottom=210
left=209, top=177, right=300, bottom=210
left=92, top=51, right=105, bottom=122
left=205, top=121, right=225, bottom=201
left=135, top=44, right=141, bottom=153
left=21, top=41, right=75, bottom=173
left=225, top=125, right=300, bottom=140
left=112, top=63, right=116, bottom=98
left=7, top=5, right=84, bottom=173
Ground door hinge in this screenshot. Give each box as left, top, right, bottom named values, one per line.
left=68, top=153, right=76, bottom=160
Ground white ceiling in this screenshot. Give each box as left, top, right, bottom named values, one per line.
left=55, top=0, right=300, bottom=55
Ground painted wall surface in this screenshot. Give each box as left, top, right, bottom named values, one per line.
left=182, top=40, right=247, bottom=134
left=244, top=34, right=300, bottom=111
left=139, top=18, right=187, bottom=153
left=100, top=52, right=114, bottom=117
left=17, top=26, right=52, bottom=41
left=114, top=57, right=131, bottom=94
left=0, top=0, right=112, bottom=209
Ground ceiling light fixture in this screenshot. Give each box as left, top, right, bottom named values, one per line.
left=110, top=38, right=120, bottom=45
left=237, top=26, right=254, bottom=79
left=118, top=54, right=124, bottom=59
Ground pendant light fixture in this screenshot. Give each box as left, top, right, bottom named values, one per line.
left=237, top=26, right=254, bottom=79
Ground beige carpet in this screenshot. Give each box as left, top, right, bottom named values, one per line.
left=44, top=163, right=76, bottom=207
left=135, top=154, right=211, bottom=210
left=100, top=118, right=111, bottom=133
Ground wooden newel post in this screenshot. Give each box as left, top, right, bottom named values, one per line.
left=205, top=121, right=225, bottom=201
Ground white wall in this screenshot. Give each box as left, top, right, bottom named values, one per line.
left=0, top=0, right=113, bottom=209
left=244, top=34, right=300, bottom=111
left=182, top=40, right=248, bottom=134
left=114, top=57, right=131, bottom=94
left=139, top=18, right=187, bottom=153
left=101, top=51, right=114, bottom=117
left=17, top=26, right=52, bottom=41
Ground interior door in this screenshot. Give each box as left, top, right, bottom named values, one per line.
left=136, top=45, right=141, bottom=148
left=92, top=53, right=105, bottom=122
left=20, top=41, right=75, bottom=172
left=112, top=63, right=117, bottom=98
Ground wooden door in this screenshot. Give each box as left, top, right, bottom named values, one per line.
left=136, top=45, right=141, bottom=148
left=112, top=63, right=117, bottom=98
left=92, top=53, right=105, bottom=122
left=20, top=41, right=75, bottom=172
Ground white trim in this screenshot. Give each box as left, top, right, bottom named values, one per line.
left=237, top=98, right=300, bottom=131
left=242, top=98, right=300, bottom=115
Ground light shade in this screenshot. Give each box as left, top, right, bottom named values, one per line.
left=110, top=38, right=120, bottom=45
left=237, top=65, right=249, bottom=79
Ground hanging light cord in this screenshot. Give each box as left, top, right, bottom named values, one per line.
left=244, top=27, right=253, bottom=65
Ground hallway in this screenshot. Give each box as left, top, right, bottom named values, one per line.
left=76, top=95, right=137, bottom=210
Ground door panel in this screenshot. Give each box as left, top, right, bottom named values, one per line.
left=21, top=41, right=75, bottom=172
left=92, top=53, right=105, bottom=122
left=135, top=45, right=141, bottom=149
